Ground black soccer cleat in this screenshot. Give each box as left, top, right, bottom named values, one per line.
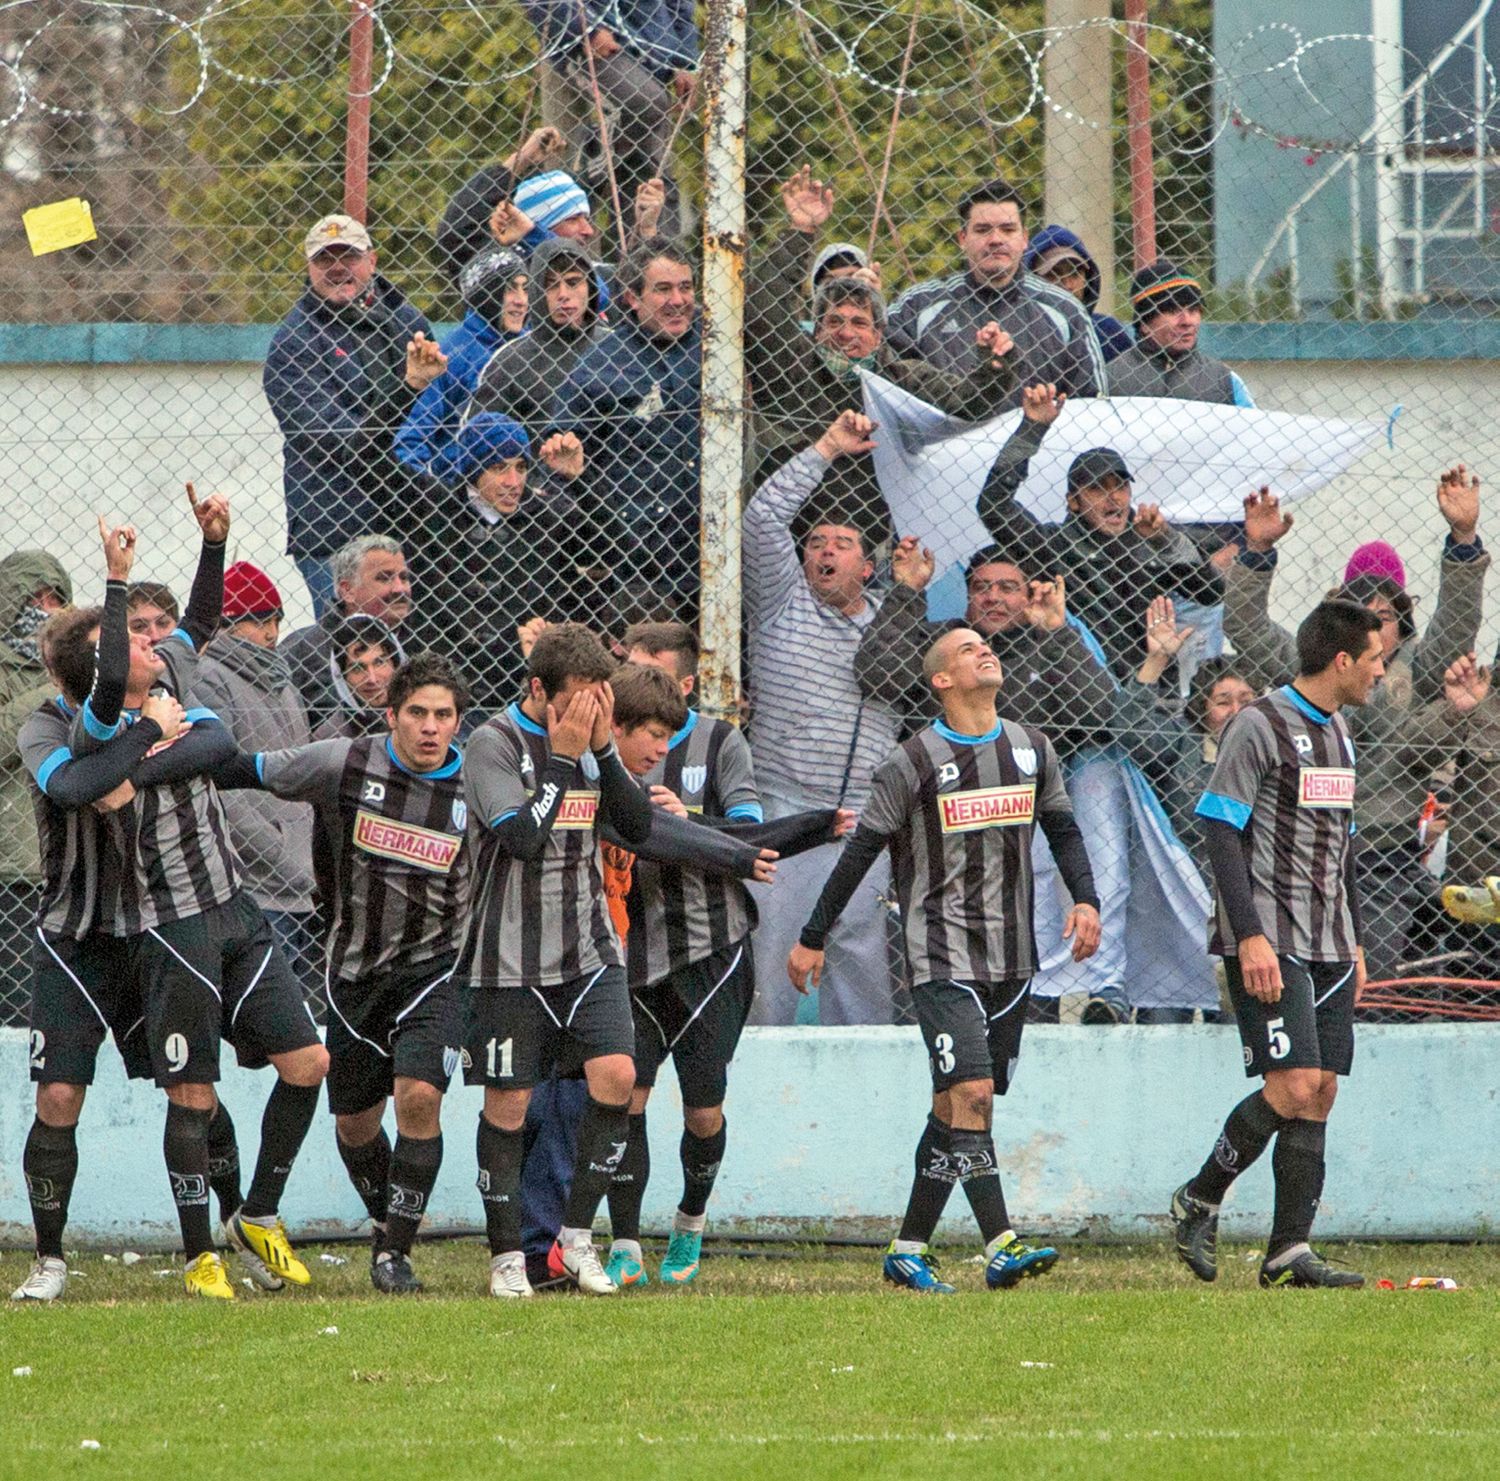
left=1170, top=1182, right=1219, bottom=1283
left=370, top=1251, right=424, bottom=1294
left=1258, top=1248, right=1365, bottom=1289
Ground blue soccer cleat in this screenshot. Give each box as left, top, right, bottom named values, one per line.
left=984, top=1233, right=1059, bottom=1290
left=883, top=1242, right=956, bottom=1294
left=659, top=1229, right=702, bottom=1285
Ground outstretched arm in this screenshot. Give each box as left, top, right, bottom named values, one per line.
left=179, top=483, right=230, bottom=650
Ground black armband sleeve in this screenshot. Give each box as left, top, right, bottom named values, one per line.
left=712, top=808, right=839, bottom=860
left=595, top=743, right=653, bottom=846
left=1346, top=841, right=1363, bottom=946
left=210, top=749, right=263, bottom=792
left=602, top=808, right=763, bottom=879
left=135, top=719, right=238, bottom=787
left=797, top=825, right=890, bottom=950
left=1037, top=809, right=1100, bottom=911
left=43, top=722, right=162, bottom=807
left=87, top=580, right=131, bottom=729
left=181, top=539, right=227, bottom=650
left=489, top=754, right=578, bottom=860
left=1203, top=817, right=1265, bottom=943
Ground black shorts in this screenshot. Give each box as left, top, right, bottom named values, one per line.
left=913, top=977, right=1031, bottom=1094
left=462, top=963, right=634, bottom=1092
left=1227, top=955, right=1356, bottom=1079
left=132, top=893, right=320, bottom=1087
left=633, top=938, right=754, bottom=1108
left=325, top=955, right=462, bottom=1116
left=28, top=931, right=152, bottom=1085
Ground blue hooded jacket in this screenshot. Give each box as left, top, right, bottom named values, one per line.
left=1024, top=225, right=1134, bottom=364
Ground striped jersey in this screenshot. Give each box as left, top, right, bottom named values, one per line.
left=461, top=703, right=620, bottom=988
left=1196, top=685, right=1359, bottom=962
left=861, top=717, right=1072, bottom=985
left=18, top=697, right=106, bottom=940
left=626, top=711, right=762, bottom=988
left=71, top=638, right=241, bottom=933
left=255, top=736, right=470, bottom=982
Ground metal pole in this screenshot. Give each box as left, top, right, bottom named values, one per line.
left=697, top=0, right=746, bottom=723
left=344, top=0, right=373, bottom=221
left=1123, top=0, right=1156, bottom=269
left=1371, top=0, right=1404, bottom=316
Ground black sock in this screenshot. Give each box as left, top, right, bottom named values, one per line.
left=897, top=1114, right=958, bottom=1244
left=384, top=1133, right=442, bottom=1256
left=206, top=1101, right=242, bottom=1225
left=1268, top=1118, right=1327, bottom=1261
left=1187, top=1090, right=1288, bottom=1206
left=338, top=1126, right=393, bottom=1224
left=679, top=1118, right=727, bottom=1219
left=607, top=1112, right=649, bottom=1243
left=477, top=1114, right=525, bottom=1255
left=950, top=1126, right=1011, bottom=1245
left=242, top=1080, right=320, bottom=1219
left=562, top=1097, right=630, bottom=1232
left=23, top=1119, right=78, bottom=1260
left=163, top=1102, right=214, bottom=1260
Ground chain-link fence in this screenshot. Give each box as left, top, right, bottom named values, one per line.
left=3, top=1, right=1500, bottom=1032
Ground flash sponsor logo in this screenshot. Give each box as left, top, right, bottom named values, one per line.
left=554, top=791, right=598, bottom=829
left=938, top=784, right=1035, bottom=833
left=353, top=809, right=461, bottom=871
left=1298, top=767, right=1356, bottom=809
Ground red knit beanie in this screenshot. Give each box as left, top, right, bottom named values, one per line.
left=222, top=561, right=283, bottom=620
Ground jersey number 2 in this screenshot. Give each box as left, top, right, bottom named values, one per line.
left=485, top=1037, right=514, bottom=1079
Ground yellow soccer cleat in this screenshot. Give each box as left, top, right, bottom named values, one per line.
left=183, top=1251, right=236, bottom=1300
left=1442, top=876, right=1500, bottom=926
left=227, top=1214, right=311, bottom=1287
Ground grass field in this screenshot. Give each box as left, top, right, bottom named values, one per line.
left=1, top=1239, right=1496, bottom=1480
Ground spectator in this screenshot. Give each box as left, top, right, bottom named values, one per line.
left=311, top=617, right=405, bottom=742
left=1226, top=475, right=1488, bottom=980
left=280, top=534, right=414, bottom=730
left=977, top=383, right=1224, bottom=678
left=263, top=214, right=447, bottom=617
left=413, top=414, right=604, bottom=713
left=1024, top=225, right=1133, bottom=363
left=886, top=177, right=1106, bottom=397
left=1108, top=260, right=1253, bottom=405
left=743, top=411, right=900, bottom=1026
left=522, top=2, right=696, bottom=240
left=434, top=124, right=574, bottom=283
left=552, top=236, right=701, bottom=614
left=0, top=551, right=71, bottom=1015
left=126, top=580, right=179, bottom=644
left=466, top=237, right=607, bottom=436
left=393, top=245, right=529, bottom=484
left=194, top=562, right=319, bottom=1003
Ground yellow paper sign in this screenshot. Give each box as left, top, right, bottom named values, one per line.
left=23, top=198, right=97, bottom=257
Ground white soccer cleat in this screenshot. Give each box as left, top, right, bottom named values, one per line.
left=556, top=1232, right=615, bottom=1296
left=489, top=1251, right=535, bottom=1299
left=11, top=1255, right=68, bottom=1302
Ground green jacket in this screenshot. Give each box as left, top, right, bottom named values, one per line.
left=0, top=551, right=73, bottom=882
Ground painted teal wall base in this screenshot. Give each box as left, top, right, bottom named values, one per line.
left=1, top=1025, right=1494, bottom=1250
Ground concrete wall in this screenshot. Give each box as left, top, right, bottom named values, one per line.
left=2, top=1023, right=1495, bottom=1248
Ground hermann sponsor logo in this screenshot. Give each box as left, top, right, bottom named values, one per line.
left=1297, top=767, right=1356, bottom=809
left=353, top=809, right=461, bottom=872
left=554, top=791, right=599, bottom=829
left=938, top=784, right=1035, bottom=833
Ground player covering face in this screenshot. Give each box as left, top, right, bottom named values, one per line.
left=789, top=627, right=1101, bottom=1293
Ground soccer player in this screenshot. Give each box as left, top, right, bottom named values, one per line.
left=1172, top=600, right=1381, bottom=1290
left=216, top=654, right=472, bottom=1294
left=67, top=490, right=329, bottom=1300
left=788, top=627, right=1101, bottom=1293
left=11, top=525, right=240, bottom=1301
left=461, top=623, right=652, bottom=1298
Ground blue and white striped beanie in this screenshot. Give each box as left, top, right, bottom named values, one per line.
left=513, top=171, right=592, bottom=233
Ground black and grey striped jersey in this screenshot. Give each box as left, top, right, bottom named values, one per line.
left=461, top=703, right=621, bottom=988
left=626, top=711, right=762, bottom=988
left=71, top=636, right=241, bottom=933
left=1197, top=686, right=1359, bottom=962
left=254, top=735, right=470, bottom=982
left=861, top=717, right=1073, bottom=985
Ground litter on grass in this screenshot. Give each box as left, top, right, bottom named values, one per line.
left=13, top=1367, right=32, bottom=1377
left=319, top=1254, right=348, bottom=1266
left=80, top=1440, right=101, bottom=1450
left=1020, top=1362, right=1054, bottom=1369
left=121, top=1252, right=141, bottom=1265
left=320, top=1326, right=340, bottom=1336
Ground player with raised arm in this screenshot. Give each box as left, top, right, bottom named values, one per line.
left=789, top=627, right=1101, bottom=1293
left=67, top=490, right=329, bottom=1300
left=215, top=654, right=472, bottom=1294
left=1172, top=600, right=1381, bottom=1290
left=460, top=623, right=653, bottom=1298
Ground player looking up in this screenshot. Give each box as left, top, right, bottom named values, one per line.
left=789, top=627, right=1101, bottom=1293
left=1173, top=600, right=1381, bottom=1290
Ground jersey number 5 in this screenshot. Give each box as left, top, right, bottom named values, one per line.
left=1266, top=1017, right=1291, bottom=1061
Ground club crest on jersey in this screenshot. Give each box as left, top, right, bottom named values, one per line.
left=442, top=1045, right=460, bottom=1079
left=353, top=809, right=462, bottom=871
left=680, top=765, right=706, bottom=796
left=1298, top=767, right=1356, bottom=809
left=938, top=783, right=1035, bottom=833
left=935, top=761, right=961, bottom=790
left=361, top=778, right=386, bottom=804
left=450, top=798, right=468, bottom=831
left=1012, top=746, right=1037, bottom=777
